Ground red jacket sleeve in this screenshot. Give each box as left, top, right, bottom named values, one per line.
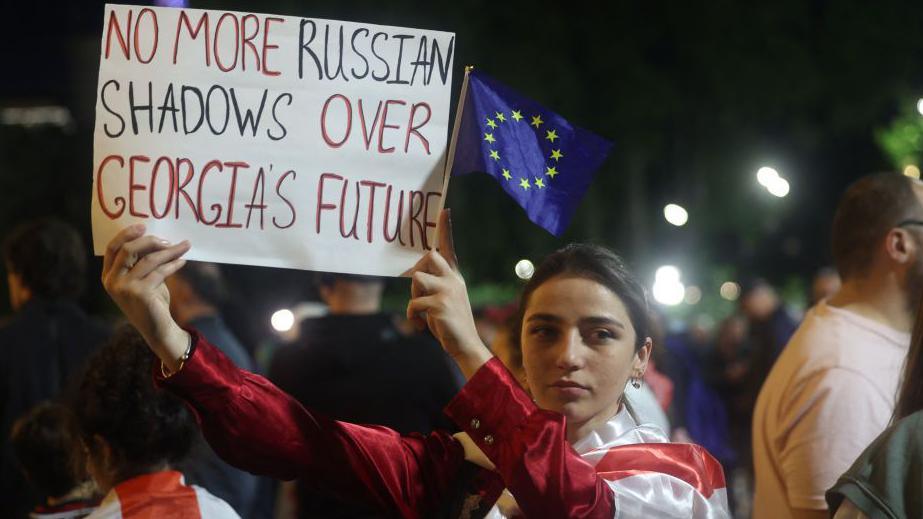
left=154, top=329, right=466, bottom=519
left=444, top=358, right=616, bottom=518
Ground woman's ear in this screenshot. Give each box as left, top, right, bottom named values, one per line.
left=632, top=337, right=653, bottom=377
left=91, top=434, right=114, bottom=477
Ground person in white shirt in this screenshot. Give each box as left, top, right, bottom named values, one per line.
left=752, top=173, right=923, bottom=519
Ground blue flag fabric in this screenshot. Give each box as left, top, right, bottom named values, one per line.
left=451, top=70, right=613, bottom=236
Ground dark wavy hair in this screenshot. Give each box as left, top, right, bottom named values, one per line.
left=895, top=298, right=923, bottom=421
left=516, top=243, right=651, bottom=350
left=10, top=402, right=87, bottom=499
left=73, top=325, right=195, bottom=480
left=2, top=218, right=87, bottom=300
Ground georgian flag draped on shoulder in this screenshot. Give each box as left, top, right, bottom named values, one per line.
left=588, top=442, right=729, bottom=517
left=450, top=70, right=613, bottom=237
left=483, top=410, right=731, bottom=518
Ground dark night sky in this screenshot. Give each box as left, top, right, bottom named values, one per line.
left=2, top=0, right=922, bottom=333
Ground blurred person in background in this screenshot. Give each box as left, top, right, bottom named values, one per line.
left=739, top=278, right=798, bottom=378
left=659, top=315, right=734, bottom=478
left=827, top=297, right=923, bottom=518
left=473, top=304, right=518, bottom=353
left=753, top=173, right=923, bottom=518
left=489, top=314, right=528, bottom=390
left=10, top=402, right=98, bottom=518
left=0, top=219, right=111, bottom=516
left=735, top=280, right=798, bottom=497
left=73, top=326, right=239, bottom=518
left=711, top=314, right=754, bottom=516
left=268, top=273, right=463, bottom=518
left=165, top=262, right=266, bottom=517
left=811, top=266, right=841, bottom=306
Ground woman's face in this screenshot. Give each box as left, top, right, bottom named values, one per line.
left=521, top=275, right=650, bottom=440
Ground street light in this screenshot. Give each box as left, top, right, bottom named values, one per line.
left=515, top=259, right=535, bottom=280
left=757, top=166, right=779, bottom=187
left=766, top=177, right=790, bottom=198
left=653, top=265, right=685, bottom=306
left=684, top=285, right=702, bottom=305
left=663, top=203, right=689, bottom=226
left=271, top=309, right=295, bottom=332
left=720, top=282, right=741, bottom=301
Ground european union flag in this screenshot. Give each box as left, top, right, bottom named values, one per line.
left=451, top=70, right=613, bottom=236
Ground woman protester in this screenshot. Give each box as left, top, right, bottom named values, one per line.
left=101, top=211, right=729, bottom=518
left=827, top=299, right=923, bottom=518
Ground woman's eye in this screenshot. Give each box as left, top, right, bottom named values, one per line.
left=590, top=329, right=616, bottom=342
left=529, top=326, right=556, bottom=339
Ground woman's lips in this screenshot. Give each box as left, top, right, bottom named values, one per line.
left=550, top=380, right=590, bottom=398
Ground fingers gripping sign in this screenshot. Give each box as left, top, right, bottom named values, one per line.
left=102, top=224, right=193, bottom=371
left=407, top=209, right=493, bottom=380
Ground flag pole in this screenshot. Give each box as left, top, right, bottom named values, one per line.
left=433, top=65, right=473, bottom=250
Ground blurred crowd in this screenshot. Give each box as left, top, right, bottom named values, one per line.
left=2, top=172, right=923, bottom=518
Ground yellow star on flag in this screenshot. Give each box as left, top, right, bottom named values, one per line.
left=550, top=149, right=564, bottom=161
left=519, top=178, right=531, bottom=190
left=534, top=177, right=546, bottom=189
left=545, top=129, right=559, bottom=142
left=501, top=168, right=512, bottom=180
left=489, top=150, right=501, bottom=161
left=484, top=133, right=496, bottom=143
left=531, top=115, right=544, bottom=128
left=545, top=166, right=558, bottom=178
left=496, top=112, right=506, bottom=122
left=486, top=118, right=497, bottom=129
left=511, top=110, right=523, bottom=122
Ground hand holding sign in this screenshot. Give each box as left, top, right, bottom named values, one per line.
left=101, top=224, right=191, bottom=371
left=93, top=5, right=455, bottom=277
left=407, top=210, right=493, bottom=380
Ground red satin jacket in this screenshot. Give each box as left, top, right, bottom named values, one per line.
left=155, top=329, right=726, bottom=518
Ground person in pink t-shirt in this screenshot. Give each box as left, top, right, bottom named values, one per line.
left=753, top=173, right=923, bottom=519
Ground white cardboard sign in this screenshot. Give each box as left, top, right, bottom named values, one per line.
left=91, top=4, right=454, bottom=276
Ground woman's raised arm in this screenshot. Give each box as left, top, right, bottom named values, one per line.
left=101, top=224, right=191, bottom=371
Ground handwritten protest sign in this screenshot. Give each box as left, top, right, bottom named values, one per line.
left=91, top=4, right=454, bottom=276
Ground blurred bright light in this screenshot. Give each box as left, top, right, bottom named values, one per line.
left=905, top=165, right=921, bottom=179
left=515, top=259, right=535, bottom=280
left=271, top=309, right=295, bottom=332
left=756, top=167, right=780, bottom=187
left=653, top=280, right=685, bottom=306
left=1, top=106, right=73, bottom=129
left=766, top=177, right=790, bottom=197
left=663, top=204, right=689, bottom=226
left=653, top=265, right=685, bottom=306
left=917, top=98, right=923, bottom=116
left=684, top=285, right=702, bottom=305
left=720, top=282, right=741, bottom=301
left=655, top=265, right=681, bottom=283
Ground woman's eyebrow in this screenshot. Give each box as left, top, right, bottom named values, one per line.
left=525, top=313, right=561, bottom=323
left=580, top=316, right=626, bottom=330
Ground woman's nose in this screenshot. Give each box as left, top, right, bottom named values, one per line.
left=555, top=329, right=586, bottom=370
